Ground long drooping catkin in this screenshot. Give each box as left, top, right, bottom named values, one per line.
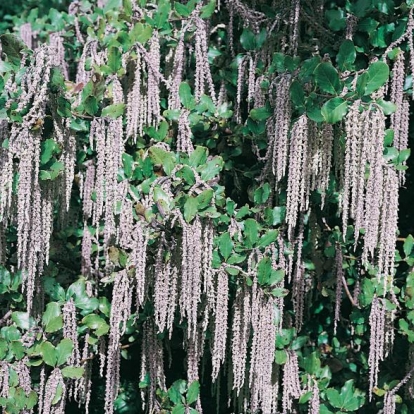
left=369, top=296, right=386, bottom=401
left=104, top=270, right=132, bottom=414
left=286, top=115, right=310, bottom=238
left=212, top=268, right=229, bottom=381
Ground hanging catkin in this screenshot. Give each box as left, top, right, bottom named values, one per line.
left=126, top=50, right=143, bottom=139
left=309, top=123, right=334, bottom=207
left=334, top=244, right=344, bottom=335
left=231, top=285, right=251, bottom=394
left=176, top=110, right=194, bottom=154
left=368, top=296, right=386, bottom=401
left=390, top=51, right=410, bottom=184
left=249, top=285, right=278, bottom=413
left=154, top=235, right=174, bottom=333
left=42, top=368, right=67, bottom=414
left=140, top=320, right=166, bottom=413
left=147, top=31, right=161, bottom=126
left=104, top=270, right=132, bottom=414
left=361, top=108, right=386, bottom=258
left=342, top=100, right=362, bottom=236
left=4, top=45, right=58, bottom=313
left=211, top=268, right=229, bottom=381
left=62, top=299, right=80, bottom=367
left=168, top=33, right=186, bottom=110
left=179, top=215, right=203, bottom=339
left=264, top=75, right=291, bottom=184
left=292, top=217, right=306, bottom=331
left=377, top=167, right=399, bottom=286
left=74, top=334, right=93, bottom=414
left=286, top=115, right=309, bottom=238
left=131, top=221, right=149, bottom=307
left=282, top=350, right=302, bottom=413
left=308, top=377, right=320, bottom=414
left=194, top=18, right=217, bottom=103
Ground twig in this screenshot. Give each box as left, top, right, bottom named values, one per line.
left=388, top=363, right=414, bottom=396
left=121, top=340, right=139, bottom=350
left=0, top=310, right=12, bottom=326
left=342, top=276, right=359, bottom=308
left=343, top=254, right=358, bottom=260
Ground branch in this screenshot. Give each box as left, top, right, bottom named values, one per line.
left=0, top=310, right=12, bottom=326
left=342, top=276, right=359, bottom=308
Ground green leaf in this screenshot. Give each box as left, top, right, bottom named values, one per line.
left=176, top=165, right=196, bottom=185
left=240, top=29, right=256, bottom=50
left=11, top=312, right=35, bottom=331
left=275, top=349, right=287, bottom=364
left=200, top=0, right=216, bottom=18
left=168, top=385, right=183, bottom=404
left=164, top=109, right=181, bottom=121
left=314, top=62, right=342, bottom=95
left=398, top=148, right=411, bottom=163
left=189, top=146, right=208, bottom=167
left=258, top=230, right=279, bottom=248
left=102, top=103, right=125, bottom=118
left=299, top=391, right=313, bottom=404
left=108, top=47, right=122, bottom=73
left=198, top=156, right=223, bottom=181
left=244, top=218, right=259, bottom=247
left=26, top=391, right=38, bottom=409
left=0, top=339, right=7, bottom=359
left=172, top=379, right=187, bottom=394
left=84, top=95, right=99, bottom=116
left=257, top=257, right=272, bottom=285
left=321, top=98, right=348, bottom=124
left=55, top=338, right=74, bottom=366
left=250, top=106, right=272, bottom=121
left=103, top=0, right=121, bottom=11
left=82, top=314, right=105, bottom=330
left=0, top=34, right=27, bottom=66
left=179, top=82, right=195, bottom=110
left=52, top=382, right=64, bottom=405
left=153, top=0, right=171, bottom=28
left=0, top=60, right=13, bottom=73
left=42, top=302, right=63, bottom=333
left=269, top=269, right=284, bottom=285
left=149, top=147, right=175, bottom=175
left=40, top=139, right=59, bottom=165
left=184, top=196, right=199, bottom=223
left=376, top=99, right=396, bottom=115
left=337, top=40, right=356, bottom=71
left=10, top=340, right=25, bottom=359
left=384, top=129, right=394, bottom=146
left=325, top=9, right=346, bottom=31
left=364, top=61, right=389, bottom=95
left=384, top=146, right=399, bottom=163
left=172, top=404, right=186, bottom=414
left=186, top=380, right=200, bottom=405
left=41, top=341, right=57, bottom=367
left=271, top=287, right=289, bottom=297
left=326, top=380, right=365, bottom=411
left=404, top=235, right=414, bottom=257
left=57, top=97, right=72, bottom=117
left=130, top=23, right=153, bottom=44
left=61, top=366, right=85, bottom=379
left=197, top=189, right=214, bottom=210
left=175, top=2, right=191, bottom=17
left=218, top=232, right=233, bottom=260
left=290, top=80, right=305, bottom=109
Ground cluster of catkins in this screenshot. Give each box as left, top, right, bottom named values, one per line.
left=0, top=0, right=413, bottom=413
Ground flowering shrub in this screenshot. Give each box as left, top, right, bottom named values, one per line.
left=0, top=0, right=414, bottom=413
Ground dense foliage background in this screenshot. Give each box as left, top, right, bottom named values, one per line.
left=1, top=0, right=414, bottom=413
